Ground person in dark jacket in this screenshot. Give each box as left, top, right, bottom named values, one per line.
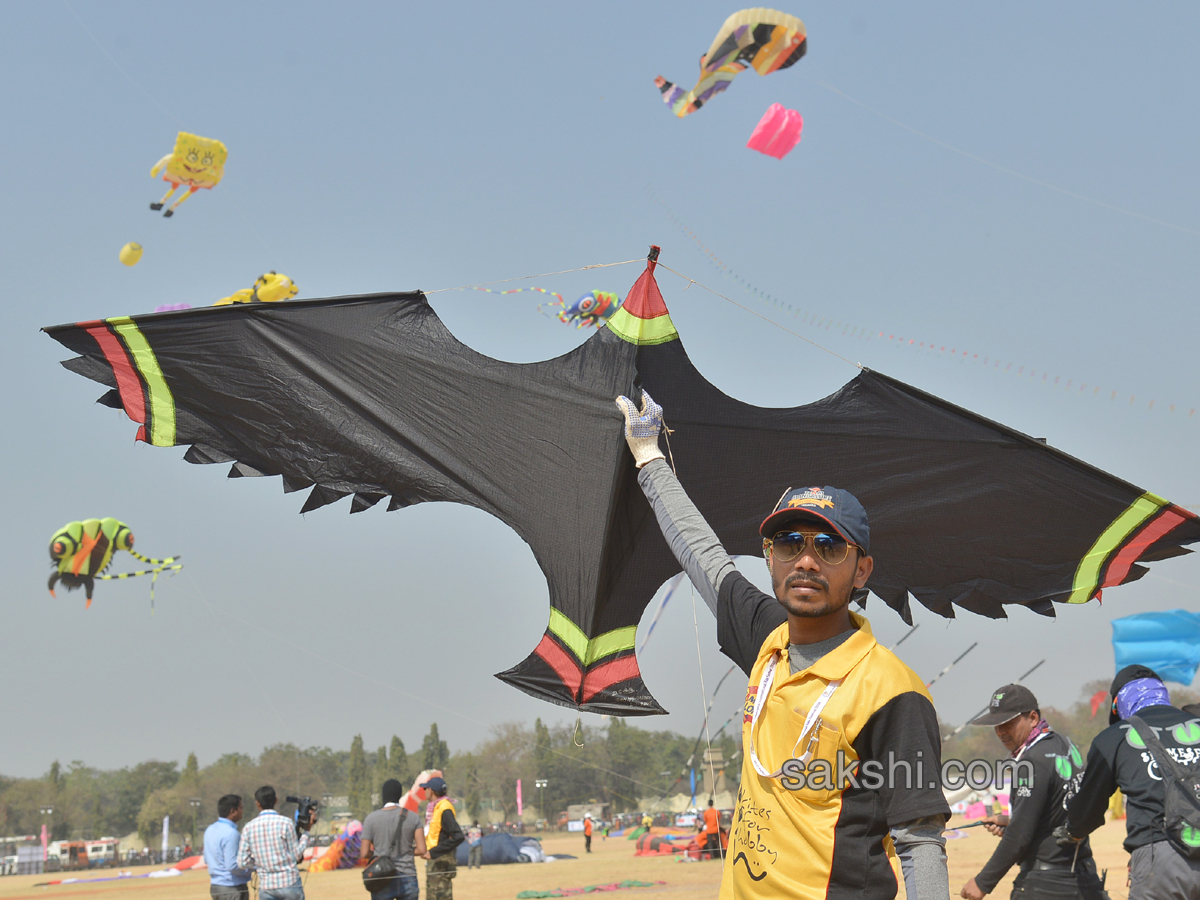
left=1064, top=666, right=1200, bottom=900
left=421, top=777, right=464, bottom=900
left=959, top=684, right=1106, bottom=900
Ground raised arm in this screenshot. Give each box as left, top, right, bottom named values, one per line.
left=616, top=393, right=736, bottom=613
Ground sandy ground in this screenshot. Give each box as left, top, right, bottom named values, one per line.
left=0, top=818, right=1132, bottom=900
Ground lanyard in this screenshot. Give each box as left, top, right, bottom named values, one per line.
left=747, top=650, right=841, bottom=779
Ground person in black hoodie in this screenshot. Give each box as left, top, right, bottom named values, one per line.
left=959, top=684, right=1106, bottom=900
left=1064, top=666, right=1200, bottom=900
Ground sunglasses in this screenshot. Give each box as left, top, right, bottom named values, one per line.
left=763, top=531, right=858, bottom=566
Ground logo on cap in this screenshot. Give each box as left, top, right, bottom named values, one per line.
left=991, top=692, right=1004, bottom=708
left=786, top=488, right=835, bottom=510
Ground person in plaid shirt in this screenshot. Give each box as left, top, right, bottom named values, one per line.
left=236, top=786, right=316, bottom=900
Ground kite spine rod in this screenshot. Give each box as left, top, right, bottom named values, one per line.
left=943, top=659, right=1045, bottom=741
left=890, top=624, right=920, bottom=649
left=926, top=642, right=978, bottom=689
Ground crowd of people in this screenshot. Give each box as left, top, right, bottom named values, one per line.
left=203, top=776, right=464, bottom=900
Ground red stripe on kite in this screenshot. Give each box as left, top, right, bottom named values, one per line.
left=1102, top=508, right=1189, bottom=589
left=533, top=634, right=583, bottom=700
left=83, top=323, right=146, bottom=428
left=620, top=252, right=670, bottom=320
left=581, top=654, right=641, bottom=703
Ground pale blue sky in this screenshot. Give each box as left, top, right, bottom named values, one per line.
left=1, top=1, right=1197, bottom=776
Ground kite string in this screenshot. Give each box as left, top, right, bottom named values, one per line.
left=688, top=582, right=719, bottom=804
left=801, top=73, right=1200, bottom=240
left=655, top=262, right=861, bottom=369
left=426, top=258, right=643, bottom=295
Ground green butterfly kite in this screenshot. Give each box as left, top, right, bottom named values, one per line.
left=47, top=518, right=181, bottom=609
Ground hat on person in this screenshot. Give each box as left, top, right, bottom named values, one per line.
left=1109, top=665, right=1164, bottom=725
left=381, top=779, right=404, bottom=804
left=970, top=684, right=1040, bottom=726
left=759, top=485, right=870, bottom=552
left=420, top=776, right=448, bottom=794
left=584, top=813, right=592, bottom=819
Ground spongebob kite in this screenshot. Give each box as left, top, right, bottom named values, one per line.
left=214, top=271, right=299, bottom=305
left=149, top=132, right=227, bottom=217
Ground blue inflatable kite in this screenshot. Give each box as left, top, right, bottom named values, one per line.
left=1112, top=610, right=1200, bottom=685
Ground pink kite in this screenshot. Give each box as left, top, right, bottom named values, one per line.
left=746, top=104, right=803, bottom=159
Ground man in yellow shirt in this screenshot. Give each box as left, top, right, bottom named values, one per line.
left=616, top=392, right=950, bottom=900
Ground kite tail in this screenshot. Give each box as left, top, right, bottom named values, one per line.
left=97, top=563, right=183, bottom=613
left=536, top=299, right=568, bottom=321
left=654, top=76, right=688, bottom=114
left=127, top=549, right=179, bottom=566
left=47, top=572, right=59, bottom=598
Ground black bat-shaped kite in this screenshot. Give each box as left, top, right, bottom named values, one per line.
left=44, top=250, right=1199, bottom=715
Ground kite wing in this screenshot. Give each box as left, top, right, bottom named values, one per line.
left=44, top=260, right=1200, bottom=714
left=656, top=8, right=807, bottom=117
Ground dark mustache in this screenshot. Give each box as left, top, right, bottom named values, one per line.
left=785, top=573, right=828, bottom=591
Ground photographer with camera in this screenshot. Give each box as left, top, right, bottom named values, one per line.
left=361, top=779, right=428, bottom=900
left=236, top=786, right=316, bottom=900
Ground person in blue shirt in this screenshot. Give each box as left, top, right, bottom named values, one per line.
left=204, top=794, right=252, bottom=900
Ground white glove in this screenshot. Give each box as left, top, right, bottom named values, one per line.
left=615, top=391, right=666, bottom=468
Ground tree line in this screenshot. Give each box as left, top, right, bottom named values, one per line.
left=0, top=719, right=739, bottom=844
left=10, top=680, right=1192, bottom=845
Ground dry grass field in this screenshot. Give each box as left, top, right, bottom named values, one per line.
left=0, top=818, right=1131, bottom=900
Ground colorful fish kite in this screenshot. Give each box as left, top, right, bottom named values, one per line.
left=47, top=518, right=181, bottom=608
left=44, top=249, right=1200, bottom=713
left=541, top=291, right=623, bottom=328
left=214, top=272, right=299, bottom=306
left=150, top=132, right=227, bottom=218
left=469, top=286, right=620, bottom=328
left=656, top=9, right=807, bottom=117
left=746, top=103, right=803, bottom=158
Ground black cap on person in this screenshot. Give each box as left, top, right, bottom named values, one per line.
left=970, top=683, right=1040, bottom=726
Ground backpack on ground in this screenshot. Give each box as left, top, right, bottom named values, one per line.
left=362, top=807, right=409, bottom=891
left=1127, top=716, right=1200, bottom=860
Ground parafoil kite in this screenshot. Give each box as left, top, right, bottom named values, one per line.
left=656, top=9, right=807, bottom=117
left=214, top=272, right=299, bottom=306
left=746, top=103, right=803, bottom=159
left=1112, top=610, right=1200, bottom=685
left=542, top=291, right=623, bottom=328
left=43, top=249, right=1200, bottom=713
left=149, top=132, right=227, bottom=218
left=47, top=518, right=181, bottom=608
left=119, top=243, right=143, bottom=267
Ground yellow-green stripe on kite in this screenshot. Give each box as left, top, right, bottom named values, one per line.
left=583, top=625, right=637, bottom=664
left=606, top=307, right=679, bottom=346
left=548, top=609, right=637, bottom=664
left=110, top=317, right=176, bottom=447
left=1067, top=492, right=1167, bottom=604
left=549, top=609, right=589, bottom=662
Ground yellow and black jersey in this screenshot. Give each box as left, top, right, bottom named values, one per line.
left=718, top=572, right=950, bottom=900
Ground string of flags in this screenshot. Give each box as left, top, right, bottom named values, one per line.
left=647, top=188, right=1196, bottom=420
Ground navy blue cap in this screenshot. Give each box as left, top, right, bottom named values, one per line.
left=759, top=486, right=870, bottom=553
left=420, top=776, right=448, bottom=794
